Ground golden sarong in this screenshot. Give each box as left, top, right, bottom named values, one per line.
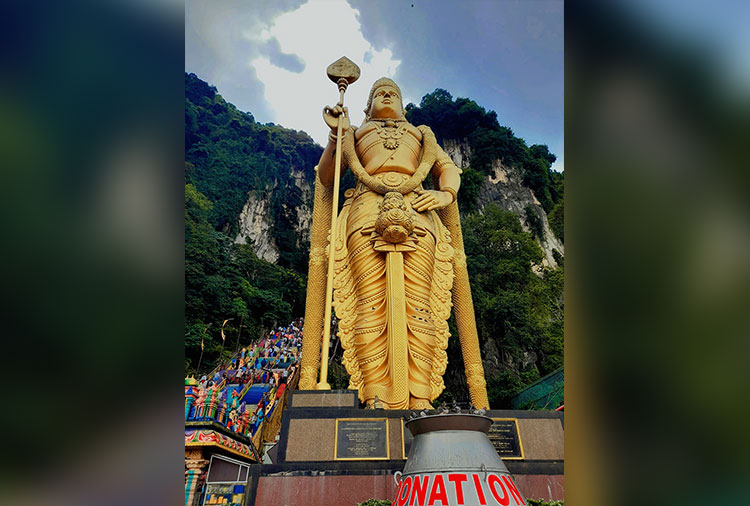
left=332, top=183, right=455, bottom=409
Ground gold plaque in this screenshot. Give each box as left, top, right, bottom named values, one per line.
left=489, top=418, right=525, bottom=460
left=334, top=418, right=390, bottom=461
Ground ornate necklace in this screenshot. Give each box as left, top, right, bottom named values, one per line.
left=373, top=119, right=408, bottom=150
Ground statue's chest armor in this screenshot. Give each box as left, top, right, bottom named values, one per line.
left=355, top=122, right=422, bottom=175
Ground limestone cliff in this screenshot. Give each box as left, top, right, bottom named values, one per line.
left=287, top=167, right=313, bottom=246
left=234, top=190, right=279, bottom=263
left=234, top=165, right=314, bottom=264
left=442, top=139, right=564, bottom=268
left=236, top=140, right=563, bottom=269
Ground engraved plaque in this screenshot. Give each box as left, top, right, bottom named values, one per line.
left=335, top=418, right=389, bottom=460
left=489, top=418, right=525, bottom=459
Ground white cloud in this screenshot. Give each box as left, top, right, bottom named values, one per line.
left=246, top=0, right=401, bottom=146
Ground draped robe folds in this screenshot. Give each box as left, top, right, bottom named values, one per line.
left=331, top=122, right=455, bottom=409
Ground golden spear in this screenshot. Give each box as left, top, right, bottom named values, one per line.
left=317, top=56, right=360, bottom=389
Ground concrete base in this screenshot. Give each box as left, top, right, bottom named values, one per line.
left=244, top=391, right=564, bottom=505
left=515, top=474, right=565, bottom=502
left=289, top=389, right=358, bottom=408
left=254, top=472, right=398, bottom=506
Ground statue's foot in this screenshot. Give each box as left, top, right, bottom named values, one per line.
left=409, top=398, right=431, bottom=410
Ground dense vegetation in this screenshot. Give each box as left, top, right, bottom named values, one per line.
left=185, top=72, right=321, bottom=272
left=462, top=205, right=563, bottom=406
left=185, top=73, right=318, bottom=371
left=185, top=180, right=306, bottom=371
left=185, top=73, right=563, bottom=408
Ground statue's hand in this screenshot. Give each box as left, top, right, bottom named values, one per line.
left=412, top=189, right=453, bottom=212
left=322, top=105, right=350, bottom=133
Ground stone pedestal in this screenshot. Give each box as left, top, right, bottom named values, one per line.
left=289, top=389, right=358, bottom=408
left=248, top=390, right=406, bottom=506
left=243, top=391, right=564, bottom=505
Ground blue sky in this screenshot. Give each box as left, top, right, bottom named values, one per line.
left=186, top=0, right=564, bottom=171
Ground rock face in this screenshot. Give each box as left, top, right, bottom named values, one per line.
left=289, top=167, right=313, bottom=247
left=234, top=165, right=314, bottom=262
left=234, top=191, right=279, bottom=263
left=236, top=140, right=563, bottom=268
left=442, top=140, right=564, bottom=268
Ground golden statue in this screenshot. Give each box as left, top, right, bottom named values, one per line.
left=300, top=62, right=489, bottom=410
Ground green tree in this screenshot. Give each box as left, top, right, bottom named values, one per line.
left=184, top=182, right=306, bottom=374
left=456, top=166, right=484, bottom=214
left=407, top=90, right=563, bottom=214
left=460, top=205, right=563, bottom=407
left=549, top=198, right=564, bottom=242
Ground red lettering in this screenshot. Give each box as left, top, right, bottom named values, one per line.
left=398, top=477, right=413, bottom=506
left=448, top=474, right=468, bottom=505
left=501, top=476, right=525, bottom=505
left=392, top=478, right=404, bottom=506
left=488, top=474, right=509, bottom=506
left=409, top=475, right=430, bottom=506
left=427, top=474, right=449, bottom=506
left=472, top=474, right=487, bottom=505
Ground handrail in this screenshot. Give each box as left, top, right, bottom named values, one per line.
left=254, top=365, right=299, bottom=444
left=237, top=379, right=254, bottom=400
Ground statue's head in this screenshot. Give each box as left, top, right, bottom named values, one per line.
left=365, top=77, right=404, bottom=121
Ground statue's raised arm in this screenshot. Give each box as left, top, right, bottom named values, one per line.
left=317, top=104, right=351, bottom=187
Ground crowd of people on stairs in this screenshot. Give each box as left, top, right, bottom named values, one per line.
left=186, top=318, right=304, bottom=441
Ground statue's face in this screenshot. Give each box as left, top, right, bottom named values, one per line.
left=369, top=85, right=403, bottom=120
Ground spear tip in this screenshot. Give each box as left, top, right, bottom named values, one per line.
left=327, top=56, right=360, bottom=85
